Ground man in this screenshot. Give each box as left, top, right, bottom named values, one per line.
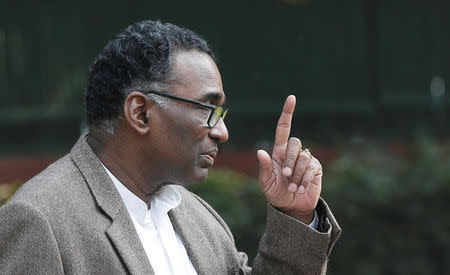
left=0, top=20, right=340, bottom=274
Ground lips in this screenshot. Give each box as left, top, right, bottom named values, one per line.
left=200, top=148, right=218, bottom=166
left=203, top=149, right=218, bottom=159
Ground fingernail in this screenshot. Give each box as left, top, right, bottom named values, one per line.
left=288, top=183, right=297, bottom=192
left=283, top=167, right=292, bottom=177
left=298, top=185, right=305, bottom=193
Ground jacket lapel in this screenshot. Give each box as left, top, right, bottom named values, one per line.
left=106, top=208, right=154, bottom=275
left=70, top=134, right=153, bottom=274
left=168, top=187, right=241, bottom=275
left=169, top=189, right=224, bottom=275
left=169, top=207, right=213, bottom=275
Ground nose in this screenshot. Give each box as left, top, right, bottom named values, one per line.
left=208, top=118, right=229, bottom=143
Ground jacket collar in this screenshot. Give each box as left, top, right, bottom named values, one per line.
left=70, top=133, right=154, bottom=274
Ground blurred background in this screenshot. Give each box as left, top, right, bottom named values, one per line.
left=0, top=0, right=449, bottom=273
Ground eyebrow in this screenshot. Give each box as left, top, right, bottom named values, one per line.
left=200, top=92, right=226, bottom=105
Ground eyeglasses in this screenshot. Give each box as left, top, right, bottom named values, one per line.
left=143, top=90, right=228, bottom=128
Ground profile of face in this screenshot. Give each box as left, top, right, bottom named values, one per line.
left=147, top=50, right=229, bottom=185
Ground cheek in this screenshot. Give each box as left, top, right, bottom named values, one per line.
left=173, top=111, right=207, bottom=140
left=168, top=113, right=209, bottom=154
left=177, top=124, right=209, bottom=150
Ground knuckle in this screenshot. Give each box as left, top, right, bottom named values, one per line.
left=297, top=159, right=308, bottom=168
left=277, top=122, right=290, bottom=129
left=285, top=157, right=295, bottom=167
left=312, top=158, right=322, bottom=169
left=301, top=176, right=310, bottom=185
left=288, top=137, right=301, bottom=146
left=302, top=157, right=310, bottom=166
left=293, top=174, right=302, bottom=182
left=300, top=151, right=311, bottom=160
left=284, top=152, right=297, bottom=164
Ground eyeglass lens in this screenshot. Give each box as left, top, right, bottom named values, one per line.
left=208, top=106, right=228, bottom=127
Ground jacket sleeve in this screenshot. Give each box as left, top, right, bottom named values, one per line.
left=243, top=197, right=342, bottom=275
left=190, top=189, right=341, bottom=275
left=0, top=202, right=65, bottom=274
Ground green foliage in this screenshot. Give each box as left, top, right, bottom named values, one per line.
left=190, top=136, right=450, bottom=274
left=323, top=135, right=450, bottom=274
left=188, top=169, right=267, bottom=261
left=0, top=181, right=21, bottom=206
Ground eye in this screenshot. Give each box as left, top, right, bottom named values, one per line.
left=194, top=104, right=207, bottom=110
left=195, top=106, right=211, bottom=117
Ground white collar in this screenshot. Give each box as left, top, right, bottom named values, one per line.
left=102, top=164, right=182, bottom=224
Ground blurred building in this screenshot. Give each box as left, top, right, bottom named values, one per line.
left=0, top=0, right=449, bottom=180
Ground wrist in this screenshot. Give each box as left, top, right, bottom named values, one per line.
left=283, top=209, right=315, bottom=224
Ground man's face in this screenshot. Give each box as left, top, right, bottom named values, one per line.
left=148, top=50, right=228, bottom=185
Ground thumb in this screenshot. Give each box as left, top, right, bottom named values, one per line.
left=257, top=149, right=274, bottom=190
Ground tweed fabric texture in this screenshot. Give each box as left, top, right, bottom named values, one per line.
left=0, top=134, right=341, bottom=274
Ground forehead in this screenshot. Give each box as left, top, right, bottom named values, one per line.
left=170, top=50, right=225, bottom=104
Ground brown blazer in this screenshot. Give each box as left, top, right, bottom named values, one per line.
left=0, top=134, right=341, bottom=274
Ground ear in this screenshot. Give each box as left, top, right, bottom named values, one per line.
left=123, top=91, right=154, bottom=135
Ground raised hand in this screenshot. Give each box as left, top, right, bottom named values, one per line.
left=256, top=95, right=322, bottom=224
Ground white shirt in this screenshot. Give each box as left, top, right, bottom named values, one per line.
left=103, top=165, right=319, bottom=274
left=103, top=165, right=197, bottom=275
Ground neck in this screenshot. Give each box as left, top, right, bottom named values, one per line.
left=87, top=133, right=161, bottom=205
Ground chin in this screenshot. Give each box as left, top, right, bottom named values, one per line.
left=175, top=168, right=209, bottom=186
left=190, top=168, right=210, bottom=185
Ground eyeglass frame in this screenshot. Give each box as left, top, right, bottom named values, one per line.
left=141, top=90, right=228, bottom=128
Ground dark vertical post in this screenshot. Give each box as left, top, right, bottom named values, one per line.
left=365, top=0, right=381, bottom=116
left=4, top=25, right=11, bottom=102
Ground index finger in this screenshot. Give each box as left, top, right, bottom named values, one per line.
left=272, top=95, right=296, bottom=159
